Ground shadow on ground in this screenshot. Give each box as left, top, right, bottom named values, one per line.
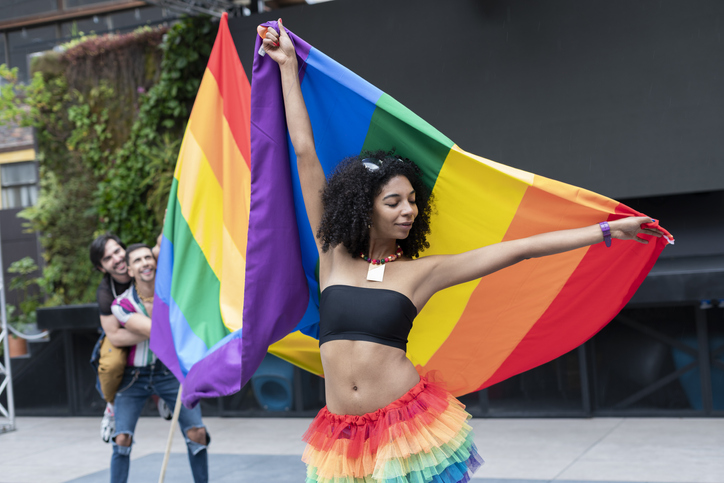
left=66, top=453, right=306, bottom=482
left=65, top=453, right=696, bottom=483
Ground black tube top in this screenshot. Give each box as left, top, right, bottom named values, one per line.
left=318, top=285, right=418, bottom=352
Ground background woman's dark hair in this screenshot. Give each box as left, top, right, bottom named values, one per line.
left=317, top=150, right=433, bottom=258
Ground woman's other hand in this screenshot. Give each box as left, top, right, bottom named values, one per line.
left=610, top=216, right=663, bottom=244
left=260, top=19, right=295, bottom=66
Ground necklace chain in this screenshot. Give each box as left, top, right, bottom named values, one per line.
left=135, top=282, right=154, bottom=303
left=360, top=245, right=403, bottom=265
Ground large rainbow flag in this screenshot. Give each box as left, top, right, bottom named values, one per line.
left=150, top=13, right=252, bottom=406
left=152, top=18, right=672, bottom=408
left=252, top=23, right=673, bottom=398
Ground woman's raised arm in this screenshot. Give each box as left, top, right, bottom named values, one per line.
left=262, top=19, right=326, bottom=251
left=415, top=216, right=662, bottom=302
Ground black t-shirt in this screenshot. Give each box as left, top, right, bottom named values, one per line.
left=96, top=275, right=132, bottom=316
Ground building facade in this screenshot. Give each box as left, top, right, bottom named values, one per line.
left=2, top=0, right=722, bottom=417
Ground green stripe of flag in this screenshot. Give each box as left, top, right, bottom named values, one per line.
left=168, top=179, right=231, bottom=348
left=362, top=93, right=454, bottom=191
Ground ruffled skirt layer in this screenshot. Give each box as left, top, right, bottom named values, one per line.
left=302, top=376, right=483, bottom=483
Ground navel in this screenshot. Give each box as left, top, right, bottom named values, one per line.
left=352, top=384, right=358, bottom=391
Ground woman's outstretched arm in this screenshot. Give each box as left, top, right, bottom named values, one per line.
left=415, top=216, right=662, bottom=301
left=262, top=19, right=326, bottom=251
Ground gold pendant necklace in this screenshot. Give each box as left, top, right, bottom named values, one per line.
left=135, top=283, right=154, bottom=303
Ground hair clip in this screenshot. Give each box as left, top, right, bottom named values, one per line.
left=361, top=158, right=381, bottom=172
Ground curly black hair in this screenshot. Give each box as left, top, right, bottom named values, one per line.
left=317, top=150, right=434, bottom=258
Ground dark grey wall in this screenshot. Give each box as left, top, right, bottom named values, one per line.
left=622, top=190, right=724, bottom=259
left=230, top=0, right=724, bottom=199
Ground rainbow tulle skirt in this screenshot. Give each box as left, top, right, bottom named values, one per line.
left=302, top=376, right=483, bottom=482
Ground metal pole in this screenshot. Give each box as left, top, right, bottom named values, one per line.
left=2, top=31, right=10, bottom=69
left=578, top=344, right=591, bottom=416
left=0, top=220, right=16, bottom=434
left=695, top=306, right=713, bottom=414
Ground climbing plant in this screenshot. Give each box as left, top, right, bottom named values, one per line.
left=96, top=15, right=215, bottom=243
left=0, top=16, right=217, bottom=306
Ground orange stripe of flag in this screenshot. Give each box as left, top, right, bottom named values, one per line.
left=207, top=15, right=251, bottom=167
left=188, top=69, right=226, bottom=186
left=422, top=180, right=612, bottom=395
left=188, top=73, right=251, bottom=255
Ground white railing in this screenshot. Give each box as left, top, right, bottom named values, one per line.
left=0, top=224, right=15, bottom=434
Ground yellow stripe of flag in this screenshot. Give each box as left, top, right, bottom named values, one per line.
left=175, top=130, right=225, bottom=279
left=408, top=145, right=531, bottom=366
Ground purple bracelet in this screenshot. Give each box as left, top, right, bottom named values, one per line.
left=599, top=221, right=612, bottom=247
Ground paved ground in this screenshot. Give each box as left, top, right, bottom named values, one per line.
left=0, top=416, right=722, bottom=482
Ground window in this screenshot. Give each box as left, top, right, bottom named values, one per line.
left=61, top=16, right=109, bottom=38
left=7, top=25, right=57, bottom=83
left=108, top=6, right=173, bottom=31
left=1, top=161, right=38, bottom=209
left=0, top=33, right=7, bottom=67
left=0, top=0, right=57, bottom=22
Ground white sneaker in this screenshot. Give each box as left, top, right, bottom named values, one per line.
left=157, top=397, right=173, bottom=420
left=101, top=403, right=115, bottom=443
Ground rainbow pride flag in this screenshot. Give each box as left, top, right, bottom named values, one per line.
left=150, top=13, right=252, bottom=406
left=252, top=23, right=673, bottom=397
left=153, top=18, right=672, bottom=408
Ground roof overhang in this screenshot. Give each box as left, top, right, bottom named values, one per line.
left=630, top=255, right=724, bottom=305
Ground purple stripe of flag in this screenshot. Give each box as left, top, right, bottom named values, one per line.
left=242, top=24, right=313, bottom=386
left=151, top=295, right=184, bottom=382
left=182, top=336, right=245, bottom=406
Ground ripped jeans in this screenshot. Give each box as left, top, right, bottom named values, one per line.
left=111, top=360, right=208, bottom=483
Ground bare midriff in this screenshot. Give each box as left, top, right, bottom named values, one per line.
left=320, top=339, right=421, bottom=416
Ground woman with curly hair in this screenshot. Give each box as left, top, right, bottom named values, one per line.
left=262, top=19, right=662, bottom=483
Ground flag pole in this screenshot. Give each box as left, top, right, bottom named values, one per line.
left=158, top=384, right=183, bottom=483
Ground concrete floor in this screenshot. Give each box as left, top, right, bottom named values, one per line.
left=0, top=416, right=722, bottom=482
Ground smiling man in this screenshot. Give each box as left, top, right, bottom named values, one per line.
left=108, top=243, right=209, bottom=483
left=90, top=234, right=139, bottom=442
left=91, top=234, right=138, bottom=344
left=89, top=233, right=171, bottom=443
